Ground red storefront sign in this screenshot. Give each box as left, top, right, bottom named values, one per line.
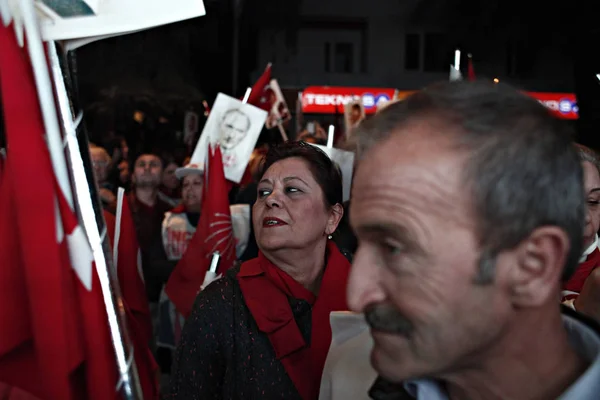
left=301, top=86, right=579, bottom=120
left=301, top=86, right=397, bottom=114
left=528, top=92, right=578, bottom=120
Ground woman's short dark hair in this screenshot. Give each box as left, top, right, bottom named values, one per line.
left=258, top=141, right=343, bottom=208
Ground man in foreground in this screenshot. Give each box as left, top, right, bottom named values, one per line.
left=346, top=81, right=600, bottom=399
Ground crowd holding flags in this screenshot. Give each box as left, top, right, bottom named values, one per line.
left=0, top=0, right=489, bottom=397
left=165, top=145, right=237, bottom=318
left=0, top=0, right=205, bottom=398
left=0, top=5, right=283, bottom=393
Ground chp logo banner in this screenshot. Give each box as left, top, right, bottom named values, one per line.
left=302, top=86, right=397, bottom=114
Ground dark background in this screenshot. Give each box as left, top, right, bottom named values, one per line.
left=2, top=0, right=599, bottom=150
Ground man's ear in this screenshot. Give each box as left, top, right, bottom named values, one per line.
left=326, top=203, right=344, bottom=236
left=505, top=226, right=569, bottom=307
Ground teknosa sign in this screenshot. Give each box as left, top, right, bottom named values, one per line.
left=301, top=86, right=579, bottom=120
left=301, top=86, right=397, bottom=114
left=528, top=92, right=578, bottom=120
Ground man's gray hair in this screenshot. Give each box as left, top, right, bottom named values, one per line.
left=354, top=81, right=585, bottom=282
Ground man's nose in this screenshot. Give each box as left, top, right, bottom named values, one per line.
left=346, top=246, right=386, bottom=313
left=586, top=210, right=592, bottom=224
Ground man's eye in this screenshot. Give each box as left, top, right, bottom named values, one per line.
left=588, top=200, right=600, bottom=207
left=381, top=241, right=402, bottom=256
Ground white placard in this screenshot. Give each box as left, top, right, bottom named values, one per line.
left=190, top=93, right=268, bottom=183
left=310, top=144, right=355, bottom=202
left=36, top=0, right=206, bottom=44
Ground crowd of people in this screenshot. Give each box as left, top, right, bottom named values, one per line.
left=88, top=80, right=600, bottom=399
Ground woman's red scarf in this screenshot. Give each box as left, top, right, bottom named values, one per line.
left=564, top=247, right=600, bottom=296
left=237, top=240, right=350, bottom=400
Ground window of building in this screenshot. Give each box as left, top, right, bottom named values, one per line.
left=334, top=42, right=354, bottom=73
left=323, top=41, right=355, bottom=73
left=423, top=33, right=453, bottom=72
left=404, top=33, right=421, bottom=70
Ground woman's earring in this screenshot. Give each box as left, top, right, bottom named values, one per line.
left=327, top=235, right=333, bottom=240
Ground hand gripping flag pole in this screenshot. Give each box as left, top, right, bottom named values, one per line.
left=46, top=40, right=143, bottom=399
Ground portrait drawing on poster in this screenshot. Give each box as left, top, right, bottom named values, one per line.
left=189, top=93, right=268, bottom=183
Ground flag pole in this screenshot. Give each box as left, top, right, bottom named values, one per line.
left=46, top=41, right=143, bottom=400
left=327, top=125, right=335, bottom=148
left=241, top=87, right=252, bottom=103
left=454, top=49, right=461, bottom=72
left=276, top=122, right=289, bottom=142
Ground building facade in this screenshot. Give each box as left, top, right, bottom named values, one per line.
left=251, top=0, right=574, bottom=93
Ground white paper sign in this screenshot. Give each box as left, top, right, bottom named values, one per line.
left=36, top=0, right=206, bottom=45
left=310, top=144, right=355, bottom=202
left=190, top=93, right=268, bottom=183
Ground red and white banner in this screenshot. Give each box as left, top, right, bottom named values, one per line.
left=301, top=86, right=579, bottom=120
left=301, top=86, right=397, bottom=115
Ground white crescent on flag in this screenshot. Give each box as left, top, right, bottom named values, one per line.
left=55, top=190, right=95, bottom=291
left=67, top=224, right=94, bottom=291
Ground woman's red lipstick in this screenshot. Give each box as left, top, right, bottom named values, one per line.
left=263, top=217, right=287, bottom=227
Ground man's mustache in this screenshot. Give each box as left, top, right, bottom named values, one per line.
left=364, top=303, right=414, bottom=337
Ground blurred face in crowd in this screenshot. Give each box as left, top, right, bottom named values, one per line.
left=162, top=162, right=180, bottom=190
left=90, top=147, right=110, bottom=184
left=348, top=125, right=516, bottom=383
left=182, top=173, right=204, bottom=213
left=219, top=109, right=250, bottom=150
left=118, top=160, right=130, bottom=184
left=132, top=154, right=162, bottom=189
left=350, top=105, right=362, bottom=125
left=253, top=157, right=341, bottom=253
left=119, top=139, right=129, bottom=161
left=582, top=161, right=600, bottom=248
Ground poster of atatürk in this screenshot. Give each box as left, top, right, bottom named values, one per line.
left=190, top=93, right=268, bottom=183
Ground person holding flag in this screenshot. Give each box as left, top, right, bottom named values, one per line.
left=169, top=141, right=350, bottom=400
left=157, top=158, right=251, bottom=368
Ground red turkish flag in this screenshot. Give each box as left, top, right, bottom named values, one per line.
left=0, top=22, right=120, bottom=400
left=0, top=382, right=44, bottom=400
left=104, top=203, right=159, bottom=400
left=0, top=22, right=87, bottom=400
left=246, top=62, right=272, bottom=110
left=468, top=56, right=476, bottom=81
left=165, top=145, right=237, bottom=317
left=112, top=197, right=152, bottom=344
left=56, top=188, right=119, bottom=400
